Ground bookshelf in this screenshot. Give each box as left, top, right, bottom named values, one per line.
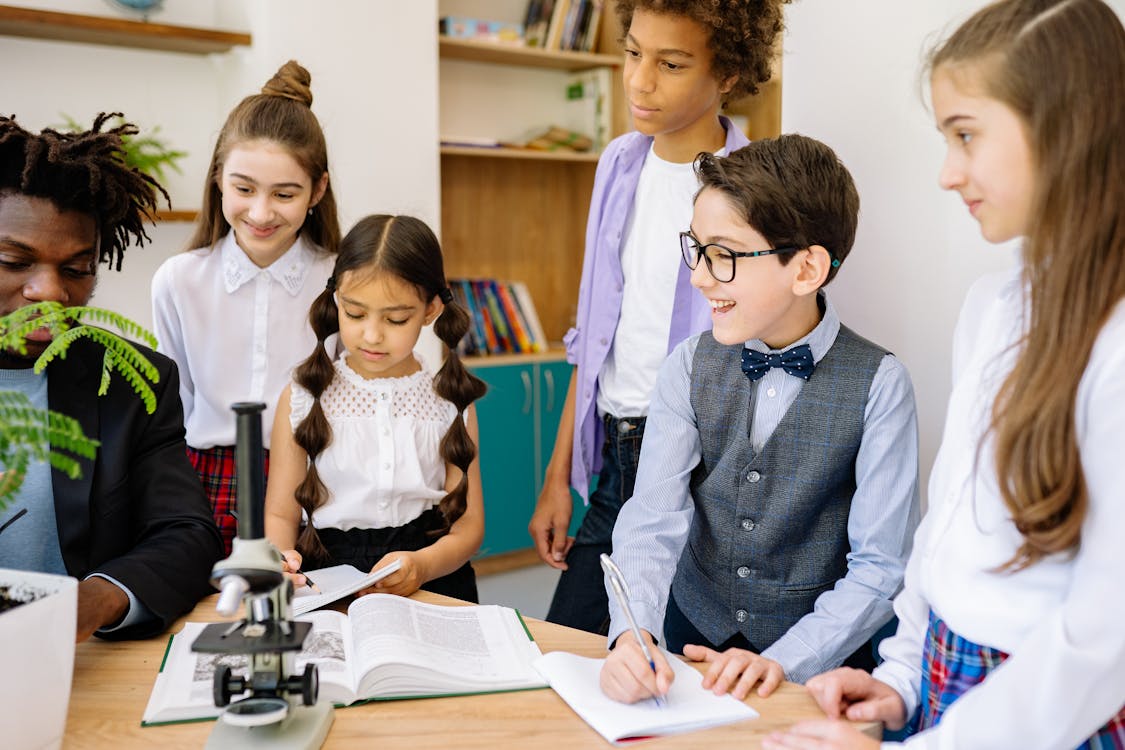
left=0, top=4, right=251, bottom=54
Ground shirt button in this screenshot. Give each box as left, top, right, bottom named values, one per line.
left=746, top=470, right=761, bottom=483
left=741, top=518, right=756, bottom=531
left=736, top=566, right=751, bottom=578
left=766, top=387, right=777, bottom=398
left=600, top=338, right=608, bottom=346
left=382, top=462, right=390, bottom=470
left=735, top=609, right=748, bottom=623
left=383, top=427, right=390, bottom=436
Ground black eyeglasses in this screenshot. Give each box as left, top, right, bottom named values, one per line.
left=679, top=231, right=800, bottom=283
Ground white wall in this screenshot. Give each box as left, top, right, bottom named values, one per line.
left=779, top=0, right=1122, bottom=500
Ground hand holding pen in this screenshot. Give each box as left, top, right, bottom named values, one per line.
left=599, top=553, right=673, bottom=706
left=279, top=549, right=321, bottom=592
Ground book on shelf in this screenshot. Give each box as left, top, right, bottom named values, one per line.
left=526, top=0, right=602, bottom=51
left=533, top=650, right=759, bottom=746
left=142, top=594, right=547, bottom=726
left=439, top=16, right=524, bottom=44
left=524, top=0, right=555, bottom=48
left=450, top=278, right=549, bottom=357
left=291, top=560, right=402, bottom=617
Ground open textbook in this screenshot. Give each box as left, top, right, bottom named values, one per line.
left=533, top=650, right=759, bottom=745
left=142, top=594, right=547, bottom=726
left=292, top=560, right=402, bottom=616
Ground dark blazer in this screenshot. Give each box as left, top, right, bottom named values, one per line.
left=48, top=335, right=223, bottom=639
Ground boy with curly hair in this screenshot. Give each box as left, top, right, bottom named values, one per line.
left=529, top=0, right=791, bottom=634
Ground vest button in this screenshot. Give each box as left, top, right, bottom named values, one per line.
left=746, top=470, right=761, bottom=483
left=736, top=566, right=751, bottom=578
left=741, top=519, right=756, bottom=531
left=735, top=609, right=749, bottom=623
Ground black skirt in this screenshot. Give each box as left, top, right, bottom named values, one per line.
left=313, top=507, right=478, bottom=603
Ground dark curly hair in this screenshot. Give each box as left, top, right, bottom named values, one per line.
left=614, top=0, right=790, bottom=100
left=0, top=112, right=167, bottom=271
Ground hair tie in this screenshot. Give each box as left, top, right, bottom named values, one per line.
left=439, top=287, right=454, bottom=304
left=325, top=276, right=336, bottom=292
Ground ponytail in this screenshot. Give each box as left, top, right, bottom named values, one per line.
left=430, top=296, right=487, bottom=535
left=291, top=284, right=340, bottom=563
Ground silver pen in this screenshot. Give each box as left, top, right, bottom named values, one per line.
left=600, top=553, right=665, bottom=706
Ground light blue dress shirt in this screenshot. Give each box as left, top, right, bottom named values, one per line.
left=608, top=294, right=921, bottom=682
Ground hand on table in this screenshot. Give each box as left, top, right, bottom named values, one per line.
left=683, top=644, right=785, bottom=699
left=600, top=629, right=675, bottom=704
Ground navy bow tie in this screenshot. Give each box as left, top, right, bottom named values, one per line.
left=740, top=344, right=816, bottom=382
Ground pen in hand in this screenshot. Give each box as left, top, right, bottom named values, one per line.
left=296, top=569, right=321, bottom=593
left=600, top=553, right=666, bottom=707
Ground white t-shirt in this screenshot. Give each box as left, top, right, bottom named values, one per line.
left=596, top=144, right=717, bottom=418
left=289, top=356, right=458, bottom=530
left=151, top=232, right=334, bottom=449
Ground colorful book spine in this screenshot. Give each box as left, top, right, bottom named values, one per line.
left=511, top=281, right=549, bottom=351
left=497, top=282, right=535, bottom=353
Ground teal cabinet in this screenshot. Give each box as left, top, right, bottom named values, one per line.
left=470, top=356, right=586, bottom=557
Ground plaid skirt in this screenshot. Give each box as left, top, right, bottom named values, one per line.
left=919, top=609, right=1125, bottom=748
left=187, top=445, right=270, bottom=556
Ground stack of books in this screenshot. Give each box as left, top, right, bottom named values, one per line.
left=448, top=279, right=549, bottom=357
left=524, top=0, right=604, bottom=52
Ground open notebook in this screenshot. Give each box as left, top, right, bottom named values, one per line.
left=533, top=650, right=759, bottom=745
left=292, top=561, right=402, bottom=616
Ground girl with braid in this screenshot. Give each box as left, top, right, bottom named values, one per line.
left=264, top=214, right=487, bottom=602
left=151, top=60, right=340, bottom=554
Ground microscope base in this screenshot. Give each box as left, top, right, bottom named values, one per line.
left=205, top=702, right=334, bottom=750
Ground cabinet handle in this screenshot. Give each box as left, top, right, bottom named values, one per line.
left=521, top=370, right=532, bottom=414
left=544, top=369, right=555, bottom=412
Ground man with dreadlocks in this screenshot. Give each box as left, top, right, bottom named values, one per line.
left=0, top=113, right=223, bottom=641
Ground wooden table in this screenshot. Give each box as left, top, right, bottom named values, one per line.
left=64, top=591, right=881, bottom=748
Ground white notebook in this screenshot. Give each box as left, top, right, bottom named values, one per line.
left=533, top=650, right=759, bottom=745
left=291, top=560, right=402, bottom=616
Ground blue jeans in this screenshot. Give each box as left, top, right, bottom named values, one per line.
left=546, top=414, right=646, bottom=634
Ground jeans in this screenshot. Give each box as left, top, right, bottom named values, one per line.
left=546, top=414, right=646, bottom=634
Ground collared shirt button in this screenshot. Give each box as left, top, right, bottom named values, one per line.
left=600, top=337, right=608, bottom=346
left=735, top=609, right=749, bottom=623
left=382, top=462, right=390, bottom=470
left=741, top=518, right=756, bottom=531
left=746, top=470, right=761, bottom=483
left=766, top=387, right=777, bottom=398
left=736, top=566, right=751, bottom=578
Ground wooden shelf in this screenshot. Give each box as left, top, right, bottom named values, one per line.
left=466, top=348, right=567, bottom=368
left=0, top=4, right=251, bottom=54
left=439, top=36, right=619, bottom=71
left=154, top=209, right=198, bottom=223
left=441, top=144, right=599, bottom=163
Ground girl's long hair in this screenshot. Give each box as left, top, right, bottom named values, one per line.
left=187, top=60, right=340, bottom=255
left=929, top=0, right=1125, bottom=569
left=292, top=215, right=486, bottom=562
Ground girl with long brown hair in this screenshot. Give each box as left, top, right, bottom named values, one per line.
left=765, top=1, right=1125, bottom=748
left=264, top=215, right=487, bottom=602
left=150, top=60, right=340, bottom=554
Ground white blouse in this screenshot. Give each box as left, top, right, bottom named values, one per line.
left=289, top=356, right=458, bottom=531
left=875, top=268, right=1125, bottom=749
left=151, top=232, right=334, bottom=449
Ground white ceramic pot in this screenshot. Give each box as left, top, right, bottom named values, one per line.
left=0, top=569, right=78, bottom=750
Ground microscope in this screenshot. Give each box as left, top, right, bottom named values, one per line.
left=190, top=402, right=334, bottom=749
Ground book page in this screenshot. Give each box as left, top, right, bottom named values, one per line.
left=533, top=651, right=759, bottom=745
left=292, top=559, right=403, bottom=616
left=345, top=594, right=545, bottom=698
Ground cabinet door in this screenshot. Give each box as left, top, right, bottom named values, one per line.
left=537, top=360, right=588, bottom=535
left=471, top=363, right=537, bottom=557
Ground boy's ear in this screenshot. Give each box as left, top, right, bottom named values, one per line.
left=790, top=245, right=833, bottom=296
left=719, top=74, right=738, bottom=97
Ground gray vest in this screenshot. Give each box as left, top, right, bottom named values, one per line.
left=670, top=326, right=888, bottom=650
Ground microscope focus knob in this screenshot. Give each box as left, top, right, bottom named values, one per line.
left=213, top=665, right=247, bottom=708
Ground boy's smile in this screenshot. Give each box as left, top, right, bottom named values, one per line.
left=689, top=188, right=821, bottom=350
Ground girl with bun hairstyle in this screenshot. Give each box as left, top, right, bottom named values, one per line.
left=151, top=60, right=341, bottom=553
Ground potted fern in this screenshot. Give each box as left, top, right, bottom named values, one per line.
left=0, top=301, right=158, bottom=750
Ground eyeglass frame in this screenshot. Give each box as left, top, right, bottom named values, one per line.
left=679, top=231, right=805, bottom=282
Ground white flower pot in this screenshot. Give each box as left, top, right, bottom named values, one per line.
left=0, top=569, right=77, bottom=750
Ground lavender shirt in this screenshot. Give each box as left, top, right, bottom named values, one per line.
left=564, top=118, right=750, bottom=500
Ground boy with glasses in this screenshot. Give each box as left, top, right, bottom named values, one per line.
left=530, top=0, right=791, bottom=636
left=599, top=135, right=920, bottom=704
